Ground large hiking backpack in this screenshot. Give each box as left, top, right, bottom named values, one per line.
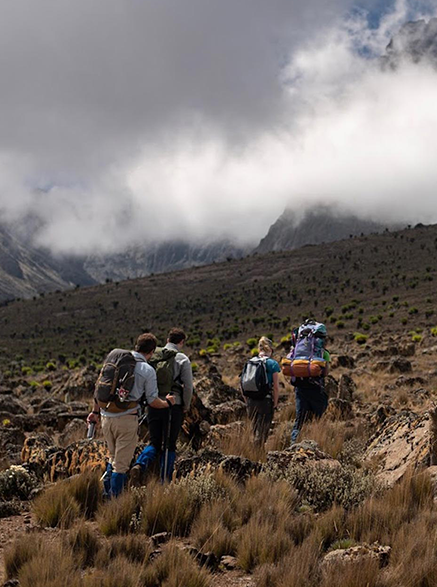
left=286, top=320, right=327, bottom=378
left=94, top=349, right=138, bottom=412
left=240, top=356, right=271, bottom=400
left=148, top=347, right=178, bottom=398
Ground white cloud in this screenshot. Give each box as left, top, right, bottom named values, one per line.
left=0, top=0, right=437, bottom=253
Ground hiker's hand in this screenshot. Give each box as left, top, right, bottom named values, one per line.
left=166, top=394, right=176, bottom=406
left=87, top=411, right=99, bottom=424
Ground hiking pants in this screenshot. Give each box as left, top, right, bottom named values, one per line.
left=291, top=386, right=328, bottom=443
left=101, top=413, right=138, bottom=474
left=246, top=397, right=273, bottom=446
left=148, top=404, right=184, bottom=452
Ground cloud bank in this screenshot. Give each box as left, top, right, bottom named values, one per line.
left=0, top=0, right=436, bottom=254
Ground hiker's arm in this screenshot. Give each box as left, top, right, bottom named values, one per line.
left=180, top=357, right=194, bottom=411
left=149, top=395, right=176, bottom=409
left=272, top=372, right=279, bottom=409
left=87, top=398, right=100, bottom=424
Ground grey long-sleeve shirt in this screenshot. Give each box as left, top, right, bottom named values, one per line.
left=164, top=342, right=193, bottom=409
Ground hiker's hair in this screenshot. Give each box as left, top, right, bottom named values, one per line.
left=258, top=336, right=273, bottom=354
left=135, top=333, right=157, bottom=354
left=168, top=328, right=186, bottom=345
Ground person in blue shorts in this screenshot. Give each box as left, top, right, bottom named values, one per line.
left=245, top=336, right=280, bottom=446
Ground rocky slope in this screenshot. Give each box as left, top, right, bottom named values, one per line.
left=254, top=207, right=394, bottom=254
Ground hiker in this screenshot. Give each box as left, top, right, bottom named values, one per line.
left=241, top=336, right=280, bottom=446
left=87, top=333, right=175, bottom=498
left=130, top=327, right=193, bottom=484
left=288, top=320, right=330, bottom=444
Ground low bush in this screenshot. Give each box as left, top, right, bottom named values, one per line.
left=33, top=482, right=81, bottom=529
left=354, top=332, right=368, bottom=345
left=0, top=465, right=38, bottom=501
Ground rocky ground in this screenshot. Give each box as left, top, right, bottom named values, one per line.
left=0, top=330, right=436, bottom=585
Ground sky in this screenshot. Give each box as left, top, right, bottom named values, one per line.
left=0, top=0, right=436, bottom=255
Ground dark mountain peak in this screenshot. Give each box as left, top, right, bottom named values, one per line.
left=254, top=207, right=394, bottom=254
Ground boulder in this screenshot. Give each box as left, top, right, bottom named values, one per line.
left=330, top=355, right=355, bottom=369
left=364, top=411, right=429, bottom=486
left=325, top=375, right=339, bottom=398
left=59, top=418, right=89, bottom=446
left=175, top=448, right=260, bottom=481
left=0, top=425, right=26, bottom=464
left=321, top=543, right=391, bottom=569
left=58, top=365, right=97, bottom=400
left=195, top=365, right=240, bottom=407
left=211, top=400, right=247, bottom=425
left=266, top=441, right=338, bottom=472
left=0, top=395, right=27, bottom=415
left=338, top=374, right=356, bottom=401
left=389, top=358, right=412, bottom=374
left=326, top=398, right=353, bottom=420
left=181, top=391, right=212, bottom=450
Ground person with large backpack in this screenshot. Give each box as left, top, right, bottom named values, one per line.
left=284, top=319, right=330, bottom=444
left=240, top=336, right=280, bottom=446
left=86, top=333, right=175, bottom=498
left=130, top=328, right=193, bottom=485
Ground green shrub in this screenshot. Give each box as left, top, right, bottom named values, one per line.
left=21, top=366, right=33, bottom=375
left=30, top=380, right=39, bottom=389
left=353, top=333, right=368, bottom=345
left=336, top=320, right=345, bottom=329
left=191, top=362, right=199, bottom=373
left=45, top=361, right=56, bottom=371
left=412, top=335, right=422, bottom=343
left=408, top=307, right=419, bottom=315
left=246, top=337, right=258, bottom=349
left=42, top=380, right=52, bottom=390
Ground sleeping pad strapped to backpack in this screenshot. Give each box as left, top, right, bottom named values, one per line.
left=281, top=320, right=327, bottom=378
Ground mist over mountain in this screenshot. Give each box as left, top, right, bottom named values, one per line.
left=254, top=208, right=397, bottom=254
left=382, top=17, right=437, bottom=68
left=84, top=240, right=248, bottom=283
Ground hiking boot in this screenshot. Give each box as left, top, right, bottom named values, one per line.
left=129, top=464, right=143, bottom=488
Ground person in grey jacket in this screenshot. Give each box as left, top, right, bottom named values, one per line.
left=130, top=328, right=193, bottom=484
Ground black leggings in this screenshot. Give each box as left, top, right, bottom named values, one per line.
left=147, top=405, right=184, bottom=452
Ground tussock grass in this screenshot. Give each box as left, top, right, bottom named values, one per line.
left=33, top=482, right=81, bottom=528
left=319, top=557, right=381, bottom=587
left=255, top=535, right=321, bottom=587
left=4, top=533, right=42, bottom=580
left=190, top=500, right=238, bottom=558
left=83, top=556, right=144, bottom=587
left=33, top=471, right=103, bottom=529
left=218, top=418, right=267, bottom=461
left=96, top=489, right=139, bottom=536
left=236, top=517, right=293, bottom=571
left=141, top=541, right=212, bottom=587
left=67, top=521, right=100, bottom=568
left=17, top=543, right=78, bottom=587
left=95, top=534, right=152, bottom=567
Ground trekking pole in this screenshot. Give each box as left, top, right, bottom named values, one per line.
left=163, top=404, right=172, bottom=483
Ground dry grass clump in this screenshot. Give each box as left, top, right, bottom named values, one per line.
left=4, top=533, right=43, bottom=580
left=16, top=543, right=79, bottom=587
left=96, top=489, right=139, bottom=536
left=218, top=418, right=267, bottom=461
left=236, top=517, right=293, bottom=571
left=83, top=556, right=144, bottom=587
left=33, top=482, right=81, bottom=528
left=95, top=534, right=152, bottom=567
left=67, top=521, right=100, bottom=568
left=347, top=469, right=433, bottom=544
left=319, top=557, right=381, bottom=587
left=255, top=536, right=321, bottom=587
left=190, top=500, right=238, bottom=558
left=141, top=541, right=212, bottom=587
left=33, top=471, right=103, bottom=529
